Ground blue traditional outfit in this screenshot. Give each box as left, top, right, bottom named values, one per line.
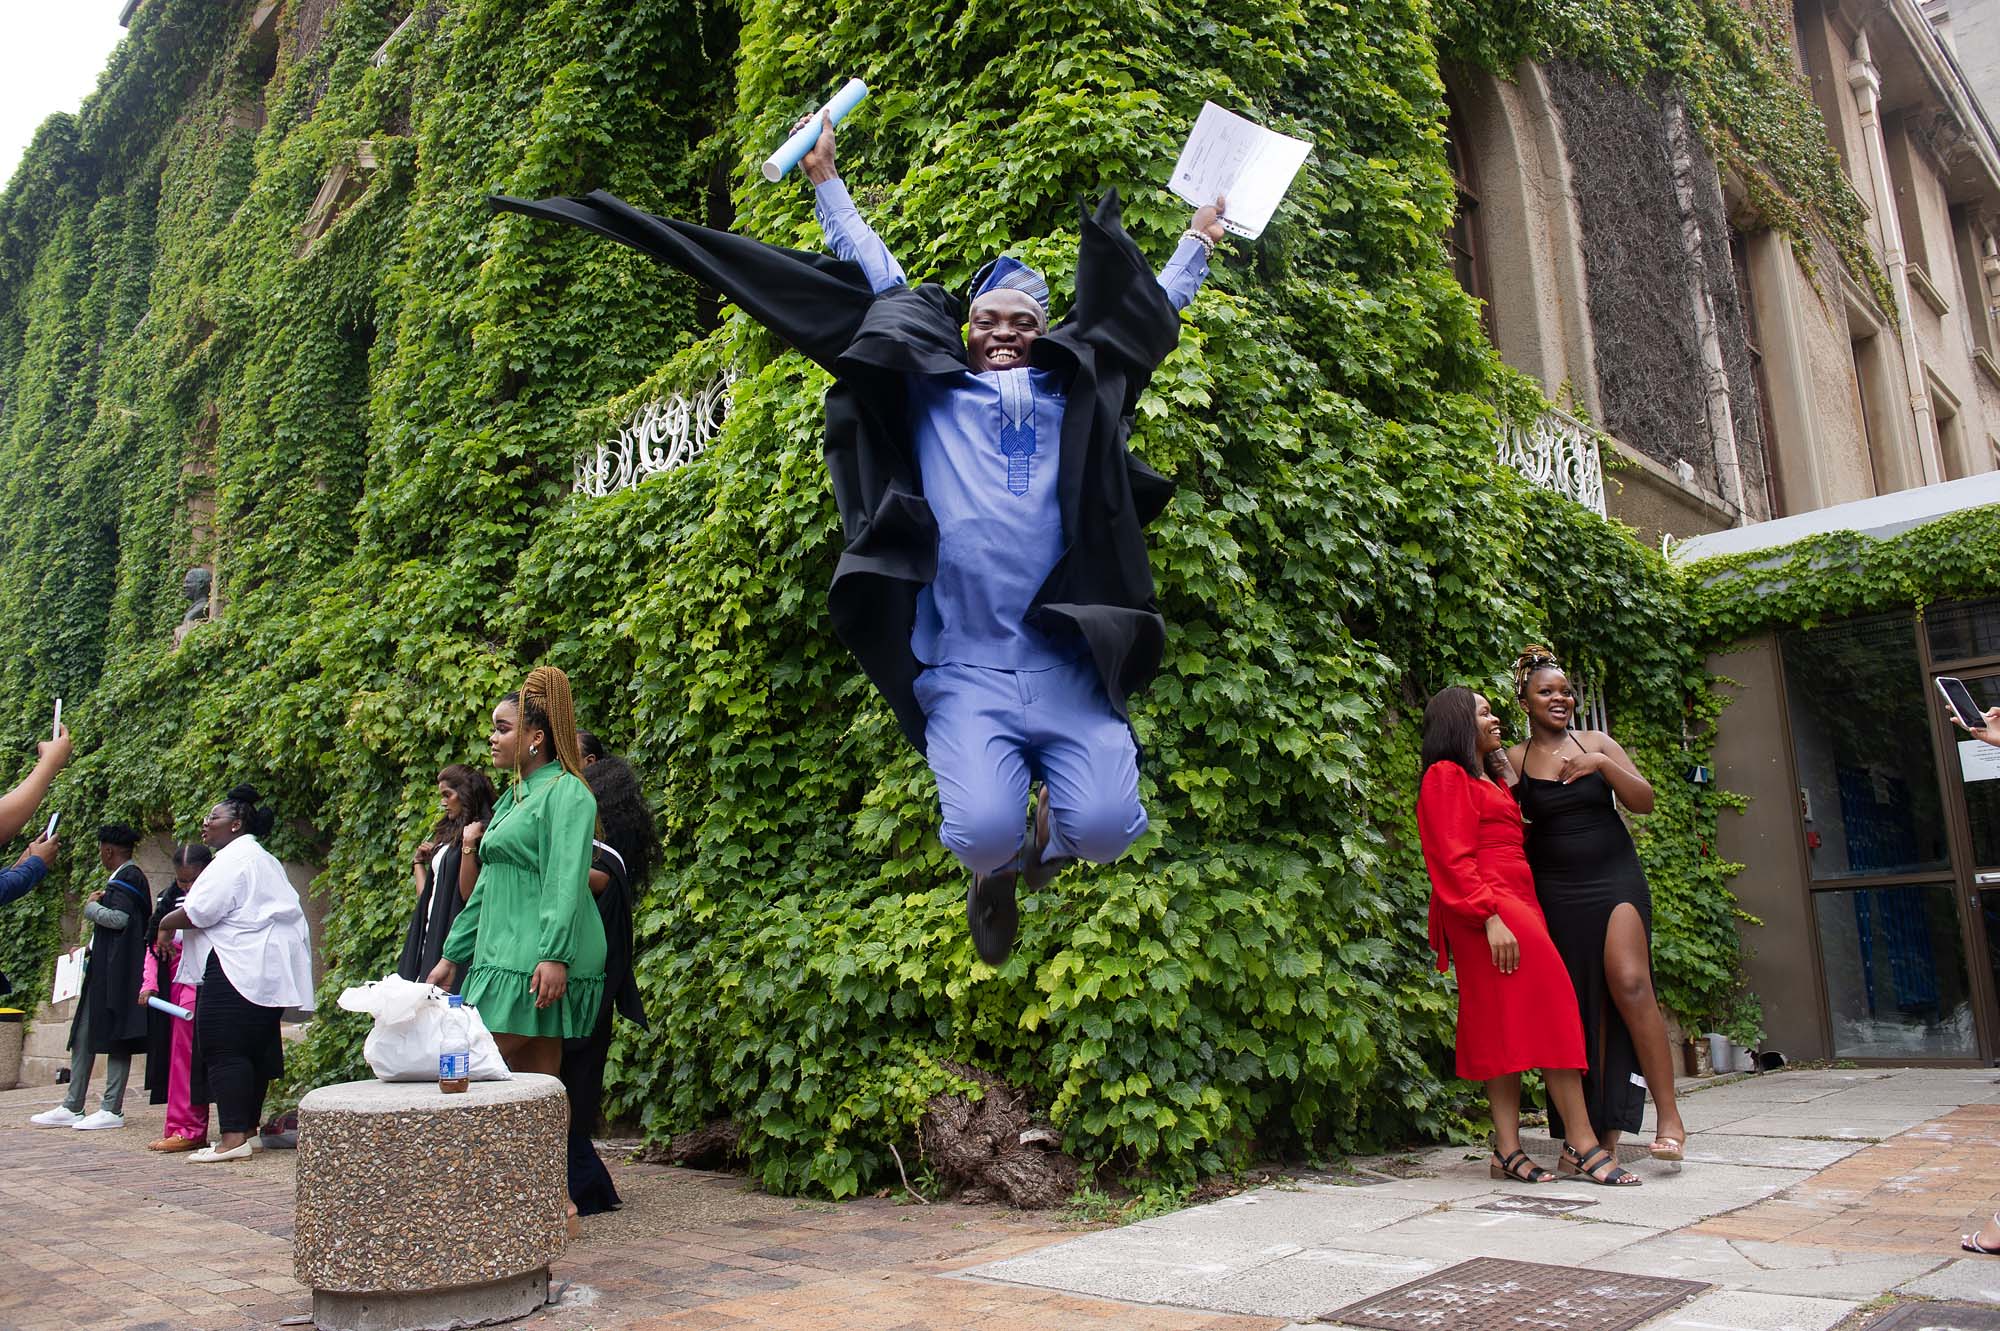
left=813, top=179, right=1209, bottom=874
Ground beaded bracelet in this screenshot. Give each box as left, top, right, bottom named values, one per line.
left=1182, top=227, right=1217, bottom=255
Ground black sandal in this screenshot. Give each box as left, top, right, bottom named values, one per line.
left=1560, top=1142, right=1642, bottom=1186
left=1489, top=1148, right=1554, bottom=1183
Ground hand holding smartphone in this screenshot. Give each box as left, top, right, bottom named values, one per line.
left=1938, top=676, right=1985, bottom=728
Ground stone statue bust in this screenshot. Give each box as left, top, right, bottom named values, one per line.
left=181, top=567, right=212, bottom=623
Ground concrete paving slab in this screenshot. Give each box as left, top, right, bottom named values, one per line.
left=1130, top=1187, right=1438, bottom=1247
left=1895, top=1256, right=2000, bottom=1302
left=1457, top=1163, right=1813, bottom=1232
left=966, top=1223, right=1286, bottom=1304
left=1637, top=1289, right=1856, bottom=1331
left=1344, top=1206, right=1657, bottom=1264
left=1677, top=1136, right=1870, bottom=1170
left=1710, top=1112, right=1934, bottom=1139
left=1593, top=1232, right=1944, bottom=1298
left=1164, top=1248, right=1450, bottom=1321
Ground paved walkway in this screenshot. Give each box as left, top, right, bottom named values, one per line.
left=4, top=1068, right=1999, bottom=1330
left=968, top=1066, right=2000, bottom=1328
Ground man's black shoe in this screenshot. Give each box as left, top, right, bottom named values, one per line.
left=968, top=861, right=1020, bottom=965
left=1023, top=785, right=1076, bottom=892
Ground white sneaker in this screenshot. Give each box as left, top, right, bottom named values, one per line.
left=29, top=1106, right=81, bottom=1127
left=72, top=1110, right=124, bottom=1130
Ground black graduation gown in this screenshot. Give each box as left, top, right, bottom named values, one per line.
left=395, top=842, right=469, bottom=991
left=489, top=188, right=1183, bottom=754
left=561, top=845, right=649, bottom=1215
left=143, top=882, right=186, bottom=1104
left=70, top=863, right=153, bottom=1057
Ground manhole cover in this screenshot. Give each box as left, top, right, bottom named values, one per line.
left=1474, top=1195, right=1596, bottom=1217
left=1321, top=1257, right=1707, bottom=1330
left=1871, top=1303, right=2000, bottom=1330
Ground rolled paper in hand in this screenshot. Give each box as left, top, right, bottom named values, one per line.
left=762, top=78, right=869, bottom=182
left=147, top=995, right=193, bottom=1021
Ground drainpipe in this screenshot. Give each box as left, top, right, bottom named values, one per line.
left=1665, top=96, right=1750, bottom=522
left=1848, top=30, right=1944, bottom=488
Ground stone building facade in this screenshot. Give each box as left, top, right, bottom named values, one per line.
left=1460, top=0, right=2000, bottom=549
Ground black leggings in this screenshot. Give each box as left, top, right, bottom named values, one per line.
left=194, top=953, right=284, bottom=1135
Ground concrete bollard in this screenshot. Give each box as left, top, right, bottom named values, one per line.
left=294, top=1074, right=568, bottom=1331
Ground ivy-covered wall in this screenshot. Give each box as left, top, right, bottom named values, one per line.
left=0, top=0, right=1862, bottom=1193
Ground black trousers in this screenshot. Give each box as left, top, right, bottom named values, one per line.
left=193, top=952, right=285, bottom=1135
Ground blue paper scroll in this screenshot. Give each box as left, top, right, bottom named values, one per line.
left=148, top=994, right=193, bottom=1020
left=762, top=78, right=869, bottom=183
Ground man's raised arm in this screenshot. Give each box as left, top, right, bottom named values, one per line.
left=1156, top=195, right=1226, bottom=313
left=797, top=115, right=908, bottom=295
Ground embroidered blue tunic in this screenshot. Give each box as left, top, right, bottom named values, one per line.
left=814, top=179, right=1209, bottom=672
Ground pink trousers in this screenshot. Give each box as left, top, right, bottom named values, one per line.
left=164, top=980, right=205, bottom=1141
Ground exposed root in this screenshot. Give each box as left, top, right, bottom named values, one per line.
left=918, top=1061, right=1077, bottom=1210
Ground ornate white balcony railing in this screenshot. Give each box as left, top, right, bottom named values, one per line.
left=575, top=367, right=738, bottom=498
left=1498, top=407, right=1606, bottom=516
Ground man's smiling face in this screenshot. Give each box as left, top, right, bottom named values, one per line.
left=968, top=289, right=1045, bottom=372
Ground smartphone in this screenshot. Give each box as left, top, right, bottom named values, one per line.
left=50, top=698, right=61, bottom=742
left=1937, top=675, right=1985, bottom=730
left=40, top=810, right=59, bottom=841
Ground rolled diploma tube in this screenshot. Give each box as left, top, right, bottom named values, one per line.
left=762, top=78, right=869, bottom=182
left=148, top=995, right=193, bottom=1021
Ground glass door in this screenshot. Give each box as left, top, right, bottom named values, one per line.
left=1937, top=668, right=2000, bottom=1060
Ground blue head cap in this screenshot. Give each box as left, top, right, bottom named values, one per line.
left=969, top=255, right=1050, bottom=319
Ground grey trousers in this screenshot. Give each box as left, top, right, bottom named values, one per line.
left=62, top=998, right=131, bottom=1116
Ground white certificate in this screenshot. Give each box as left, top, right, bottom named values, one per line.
left=1960, top=738, right=2000, bottom=783
left=1169, top=102, right=1313, bottom=240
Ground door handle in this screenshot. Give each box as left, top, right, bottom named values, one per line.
left=1978, top=872, right=2000, bottom=885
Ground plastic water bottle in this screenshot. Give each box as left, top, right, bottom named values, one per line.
left=439, top=994, right=470, bottom=1093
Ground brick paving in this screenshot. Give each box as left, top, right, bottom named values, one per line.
left=0, top=1083, right=1275, bottom=1331
left=1692, top=1102, right=2000, bottom=1257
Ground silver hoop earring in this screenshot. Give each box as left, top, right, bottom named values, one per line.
left=529, top=743, right=539, bottom=755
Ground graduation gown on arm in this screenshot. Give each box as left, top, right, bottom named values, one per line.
left=73, top=864, right=154, bottom=1057
left=488, top=189, right=1181, bottom=754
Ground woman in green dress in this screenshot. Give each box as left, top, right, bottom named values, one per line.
left=428, top=667, right=605, bottom=1076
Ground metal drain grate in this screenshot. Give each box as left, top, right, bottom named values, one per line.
left=1321, top=1257, right=1707, bottom=1330
left=1870, top=1303, right=2000, bottom=1330
left=1474, top=1195, right=1596, bottom=1217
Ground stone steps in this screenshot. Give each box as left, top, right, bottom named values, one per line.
left=15, top=995, right=148, bottom=1094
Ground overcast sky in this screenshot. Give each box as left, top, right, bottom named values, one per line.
left=0, top=3, right=130, bottom=190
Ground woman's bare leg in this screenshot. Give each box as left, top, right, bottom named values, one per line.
left=1486, top=1074, right=1524, bottom=1156
left=493, top=1032, right=562, bottom=1077
left=1603, top=903, right=1686, bottom=1148
left=1543, top=1069, right=1599, bottom=1156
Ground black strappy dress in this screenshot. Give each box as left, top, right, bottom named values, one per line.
left=1515, top=736, right=1651, bottom=1139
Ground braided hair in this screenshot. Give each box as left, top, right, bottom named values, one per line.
left=1511, top=644, right=1564, bottom=702
left=219, top=783, right=275, bottom=838
left=171, top=842, right=213, bottom=872
left=508, top=666, right=585, bottom=780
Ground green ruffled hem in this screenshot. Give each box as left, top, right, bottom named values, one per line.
left=460, top=965, right=605, bottom=1041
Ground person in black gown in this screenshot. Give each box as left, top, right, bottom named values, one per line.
left=1503, top=646, right=1688, bottom=1164
left=395, top=765, right=495, bottom=990
left=561, top=746, right=655, bottom=1215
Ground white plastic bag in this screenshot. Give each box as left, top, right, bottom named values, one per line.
left=335, top=974, right=510, bottom=1082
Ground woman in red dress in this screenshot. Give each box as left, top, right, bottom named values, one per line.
left=1417, top=687, right=1641, bottom=1186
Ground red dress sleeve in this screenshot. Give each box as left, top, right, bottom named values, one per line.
left=1417, top=762, right=1502, bottom=973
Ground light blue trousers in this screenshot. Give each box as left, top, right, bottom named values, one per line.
left=915, top=658, right=1148, bottom=875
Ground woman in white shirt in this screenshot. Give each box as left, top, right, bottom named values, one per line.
left=153, top=785, right=314, bottom=1163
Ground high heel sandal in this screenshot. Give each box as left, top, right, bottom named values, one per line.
left=1559, top=1142, right=1642, bottom=1186
left=1489, top=1149, right=1554, bottom=1183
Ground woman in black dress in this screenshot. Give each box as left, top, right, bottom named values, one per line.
left=562, top=750, right=656, bottom=1215
left=395, top=764, right=495, bottom=989
left=1504, top=647, right=1687, bottom=1165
